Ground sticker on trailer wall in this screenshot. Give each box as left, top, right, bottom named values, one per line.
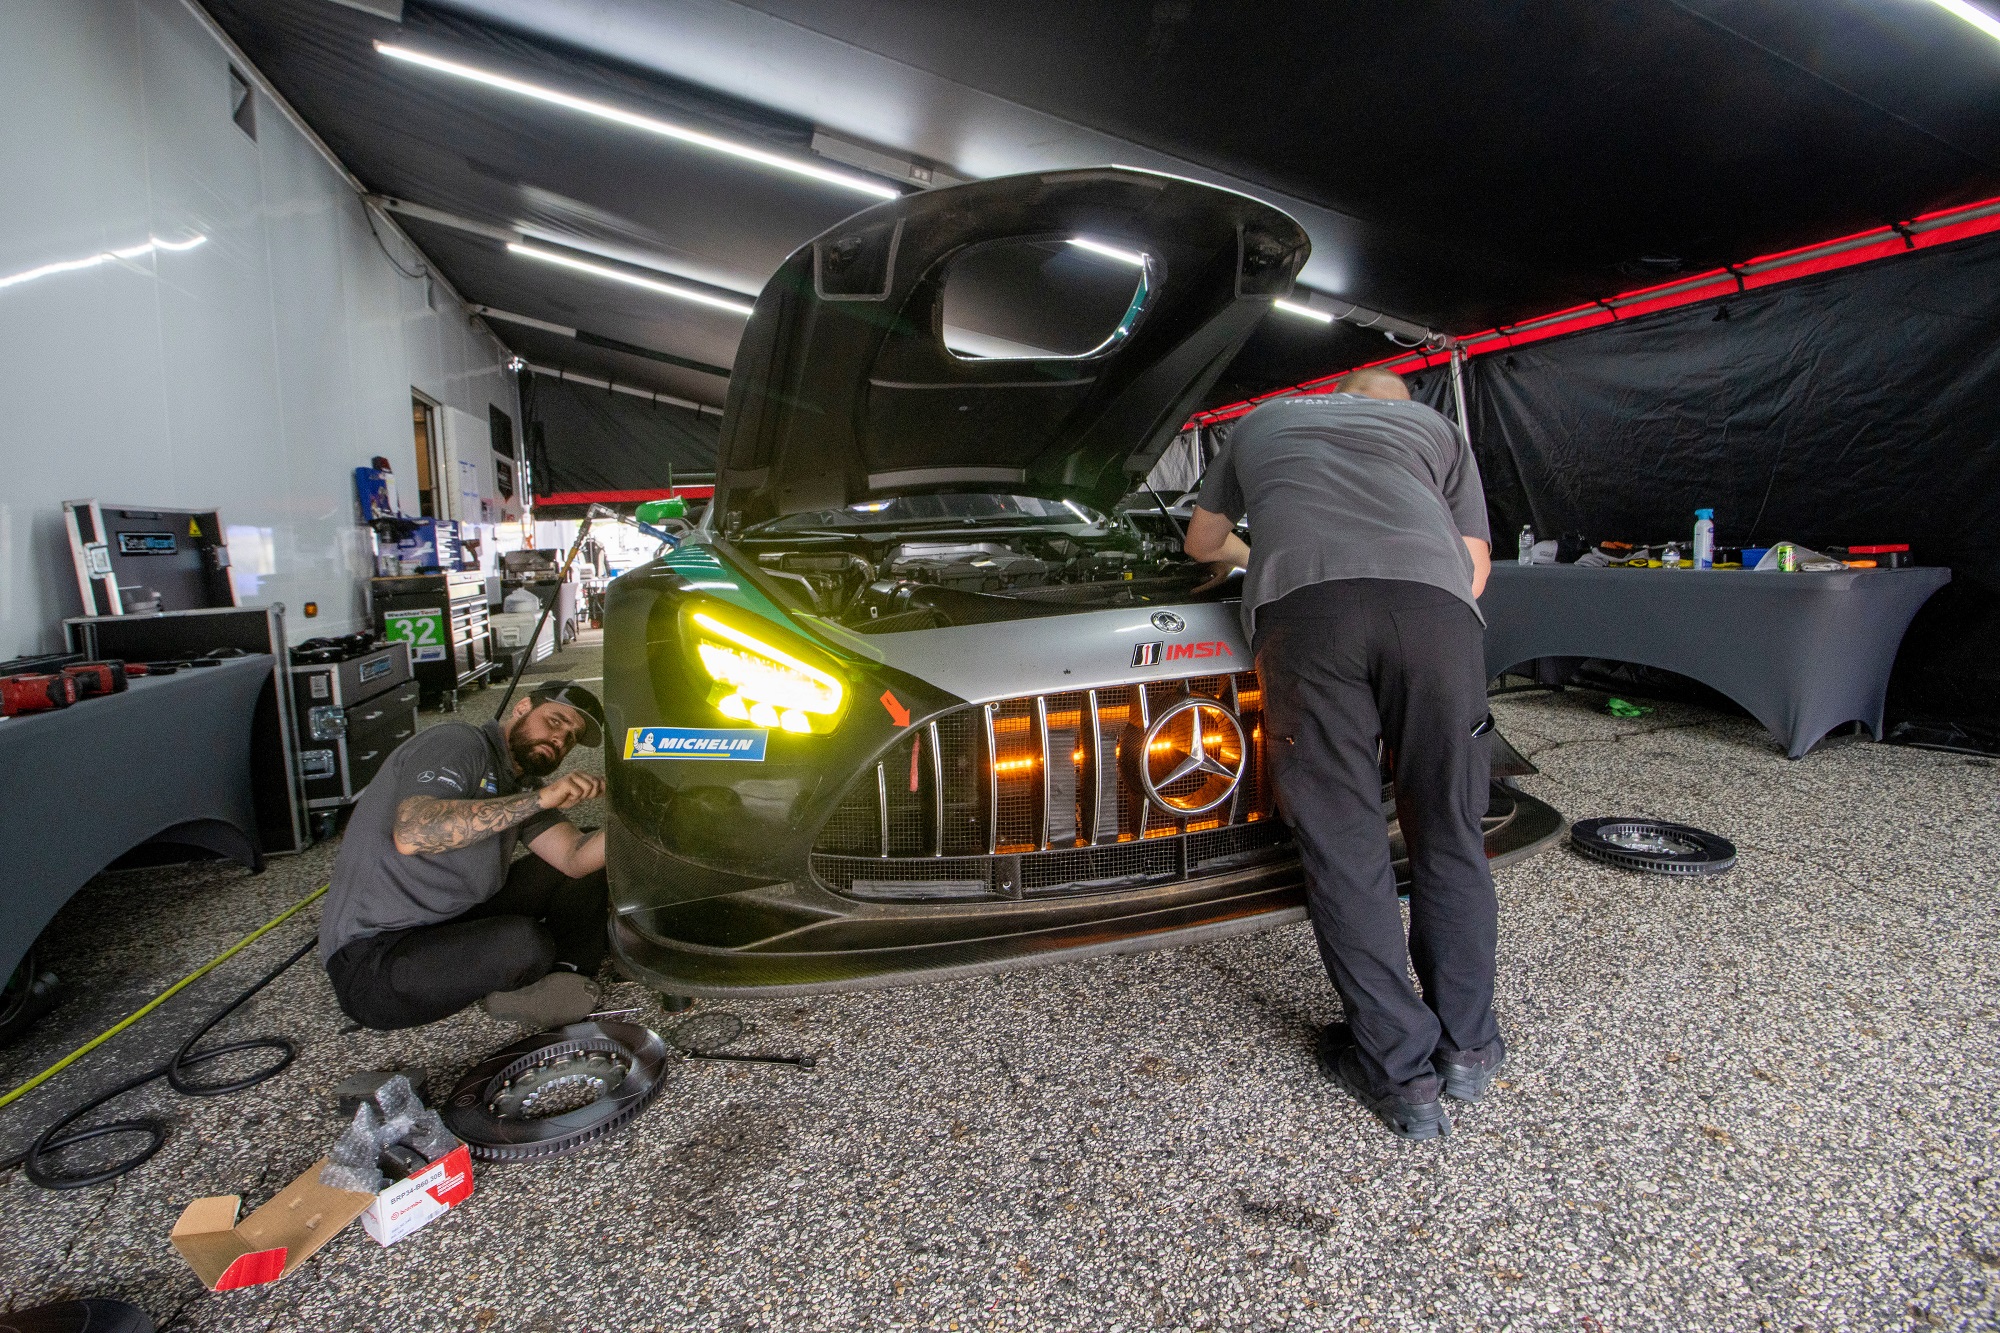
left=383, top=608, right=448, bottom=663
left=623, top=727, right=768, bottom=762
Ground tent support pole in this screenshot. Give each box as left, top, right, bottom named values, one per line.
left=1448, top=342, right=1473, bottom=450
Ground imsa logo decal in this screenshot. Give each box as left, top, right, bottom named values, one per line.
left=624, top=727, right=768, bottom=761
left=1133, top=640, right=1234, bottom=667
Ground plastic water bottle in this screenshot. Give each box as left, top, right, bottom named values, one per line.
left=1518, top=524, right=1534, bottom=566
left=1663, top=543, right=1682, bottom=569
left=1692, top=508, right=1715, bottom=569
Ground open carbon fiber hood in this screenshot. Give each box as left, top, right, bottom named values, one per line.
left=715, top=168, right=1309, bottom=525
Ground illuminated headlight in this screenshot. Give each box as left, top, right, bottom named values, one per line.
left=689, top=611, right=845, bottom=734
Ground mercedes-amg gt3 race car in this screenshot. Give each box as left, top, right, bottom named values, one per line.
left=602, top=168, right=1563, bottom=997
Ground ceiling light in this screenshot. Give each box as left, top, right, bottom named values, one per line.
left=1272, top=298, right=1335, bottom=324
left=1920, top=0, right=2000, bottom=41
left=0, top=234, right=205, bottom=292
left=508, top=243, right=756, bottom=316
left=1067, top=237, right=1149, bottom=267
left=376, top=42, right=902, bottom=200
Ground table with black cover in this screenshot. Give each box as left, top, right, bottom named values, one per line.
left=0, top=654, right=270, bottom=985
left=1481, top=565, right=1950, bottom=759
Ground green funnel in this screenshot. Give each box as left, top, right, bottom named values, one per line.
left=635, top=496, right=688, bottom=524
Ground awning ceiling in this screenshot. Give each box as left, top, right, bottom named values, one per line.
left=204, top=0, right=2000, bottom=412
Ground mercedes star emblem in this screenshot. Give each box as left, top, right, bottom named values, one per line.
left=1150, top=611, right=1187, bottom=634
left=1125, top=696, right=1246, bottom=815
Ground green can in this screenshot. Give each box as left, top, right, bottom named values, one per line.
left=1774, top=542, right=1798, bottom=572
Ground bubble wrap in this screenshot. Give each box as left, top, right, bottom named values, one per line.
left=319, top=1101, right=388, bottom=1193
left=408, top=1108, right=458, bottom=1162
left=374, top=1074, right=423, bottom=1123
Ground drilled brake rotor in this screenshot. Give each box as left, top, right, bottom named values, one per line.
left=443, top=1020, right=669, bottom=1162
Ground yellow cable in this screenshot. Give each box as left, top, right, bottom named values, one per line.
left=0, top=884, right=327, bottom=1113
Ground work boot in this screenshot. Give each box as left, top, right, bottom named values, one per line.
left=1315, top=1022, right=1451, bottom=1141
left=1433, top=1036, right=1509, bottom=1102
left=480, top=972, right=598, bottom=1028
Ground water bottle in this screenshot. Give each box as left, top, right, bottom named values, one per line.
left=1517, top=524, right=1534, bottom=566
left=1663, top=543, right=1682, bottom=569
left=1692, top=508, right=1715, bottom=569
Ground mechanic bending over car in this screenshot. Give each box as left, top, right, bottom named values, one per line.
left=1184, top=367, right=1499, bottom=1141
left=318, top=681, right=613, bottom=1032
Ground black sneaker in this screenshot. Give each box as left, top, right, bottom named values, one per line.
left=1433, top=1039, right=1508, bottom=1102
left=1315, top=1024, right=1451, bottom=1141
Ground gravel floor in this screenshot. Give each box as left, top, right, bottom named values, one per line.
left=1, top=637, right=1994, bottom=1332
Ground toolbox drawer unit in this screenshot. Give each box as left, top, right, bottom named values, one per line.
left=371, top=573, right=494, bottom=708
left=291, top=642, right=418, bottom=831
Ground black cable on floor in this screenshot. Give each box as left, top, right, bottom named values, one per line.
left=0, top=936, right=316, bottom=1190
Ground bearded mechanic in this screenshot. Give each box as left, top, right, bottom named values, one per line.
left=319, top=681, right=613, bottom=1031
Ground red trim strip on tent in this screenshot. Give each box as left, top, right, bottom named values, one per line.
left=536, top=485, right=715, bottom=505
left=1190, top=193, right=2000, bottom=427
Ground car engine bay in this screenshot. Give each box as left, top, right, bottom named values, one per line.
left=732, top=515, right=1224, bottom=633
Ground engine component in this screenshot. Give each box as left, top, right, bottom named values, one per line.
left=442, top=1020, right=669, bottom=1162
left=1569, top=817, right=1736, bottom=875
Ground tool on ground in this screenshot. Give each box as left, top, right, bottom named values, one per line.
left=0, top=885, right=327, bottom=1189
left=666, top=1011, right=818, bottom=1069
left=1604, top=697, right=1652, bottom=717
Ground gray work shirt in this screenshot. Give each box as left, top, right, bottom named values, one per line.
left=319, top=720, right=567, bottom=960
left=1195, top=393, right=1491, bottom=640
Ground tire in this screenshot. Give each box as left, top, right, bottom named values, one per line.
left=0, top=945, right=60, bottom=1048
left=442, top=1020, right=669, bottom=1162
left=1569, top=817, right=1736, bottom=876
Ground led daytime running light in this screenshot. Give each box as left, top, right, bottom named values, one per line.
left=691, top=611, right=844, bottom=727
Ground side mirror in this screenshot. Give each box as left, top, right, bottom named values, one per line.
left=634, top=497, right=688, bottom=524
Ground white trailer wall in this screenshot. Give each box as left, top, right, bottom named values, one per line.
left=0, top=0, right=519, bottom=658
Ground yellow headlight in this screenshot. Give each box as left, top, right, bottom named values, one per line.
left=690, top=611, right=845, bottom=732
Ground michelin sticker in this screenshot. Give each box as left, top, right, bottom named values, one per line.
left=625, top=726, right=768, bottom=762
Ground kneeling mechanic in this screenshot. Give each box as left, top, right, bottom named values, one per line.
left=319, top=681, right=612, bottom=1030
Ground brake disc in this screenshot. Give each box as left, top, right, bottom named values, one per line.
left=443, top=1020, right=669, bottom=1163
left=1569, top=817, right=1736, bottom=876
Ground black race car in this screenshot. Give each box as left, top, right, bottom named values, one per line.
left=601, top=168, right=1562, bottom=997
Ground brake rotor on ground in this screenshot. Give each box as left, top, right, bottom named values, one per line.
left=443, top=1019, right=669, bottom=1162
left=1569, top=817, right=1737, bottom=876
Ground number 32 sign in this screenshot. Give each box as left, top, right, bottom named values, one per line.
left=383, top=608, right=449, bottom=662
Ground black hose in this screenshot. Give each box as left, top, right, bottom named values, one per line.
left=0, top=936, right=316, bottom=1190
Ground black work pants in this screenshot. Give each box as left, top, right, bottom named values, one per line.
left=326, top=855, right=609, bottom=1031
left=1256, top=578, right=1500, bottom=1093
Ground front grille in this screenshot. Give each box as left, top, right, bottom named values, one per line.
left=811, top=672, right=1293, bottom=902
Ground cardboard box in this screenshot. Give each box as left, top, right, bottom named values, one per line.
left=361, top=1144, right=474, bottom=1246
left=170, top=1158, right=377, bottom=1291
left=170, top=1146, right=475, bottom=1288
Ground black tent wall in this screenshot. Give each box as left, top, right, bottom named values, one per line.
left=520, top=371, right=721, bottom=513
left=1407, top=232, right=2000, bottom=728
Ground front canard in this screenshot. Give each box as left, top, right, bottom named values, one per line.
left=624, top=727, right=769, bottom=762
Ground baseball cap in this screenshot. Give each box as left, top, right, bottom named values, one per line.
left=528, top=680, right=605, bottom=748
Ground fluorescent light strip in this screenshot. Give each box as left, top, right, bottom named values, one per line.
left=375, top=42, right=901, bottom=200
left=1271, top=298, right=1335, bottom=324
left=508, top=243, right=756, bottom=316
left=0, top=234, right=206, bottom=292
left=1922, top=0, right=2000, bottom=41
left=1067, top=237, right=1149, bottom=267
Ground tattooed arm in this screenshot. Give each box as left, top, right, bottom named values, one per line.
left=393, top=772, right=604, bottom=855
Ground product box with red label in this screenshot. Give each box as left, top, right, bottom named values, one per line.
left=361, top=1143, right=474, bottom=1246
left=171, top=1146, right=475, bottom=1289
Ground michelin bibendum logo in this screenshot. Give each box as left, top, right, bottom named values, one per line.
left=624, top=727, right=769, bottom=762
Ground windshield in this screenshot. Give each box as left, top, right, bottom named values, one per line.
left=745, top=493, right=1108, bottom=534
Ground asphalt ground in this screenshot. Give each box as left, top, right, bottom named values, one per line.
left=1, top=634, right=1994, bottom=1331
